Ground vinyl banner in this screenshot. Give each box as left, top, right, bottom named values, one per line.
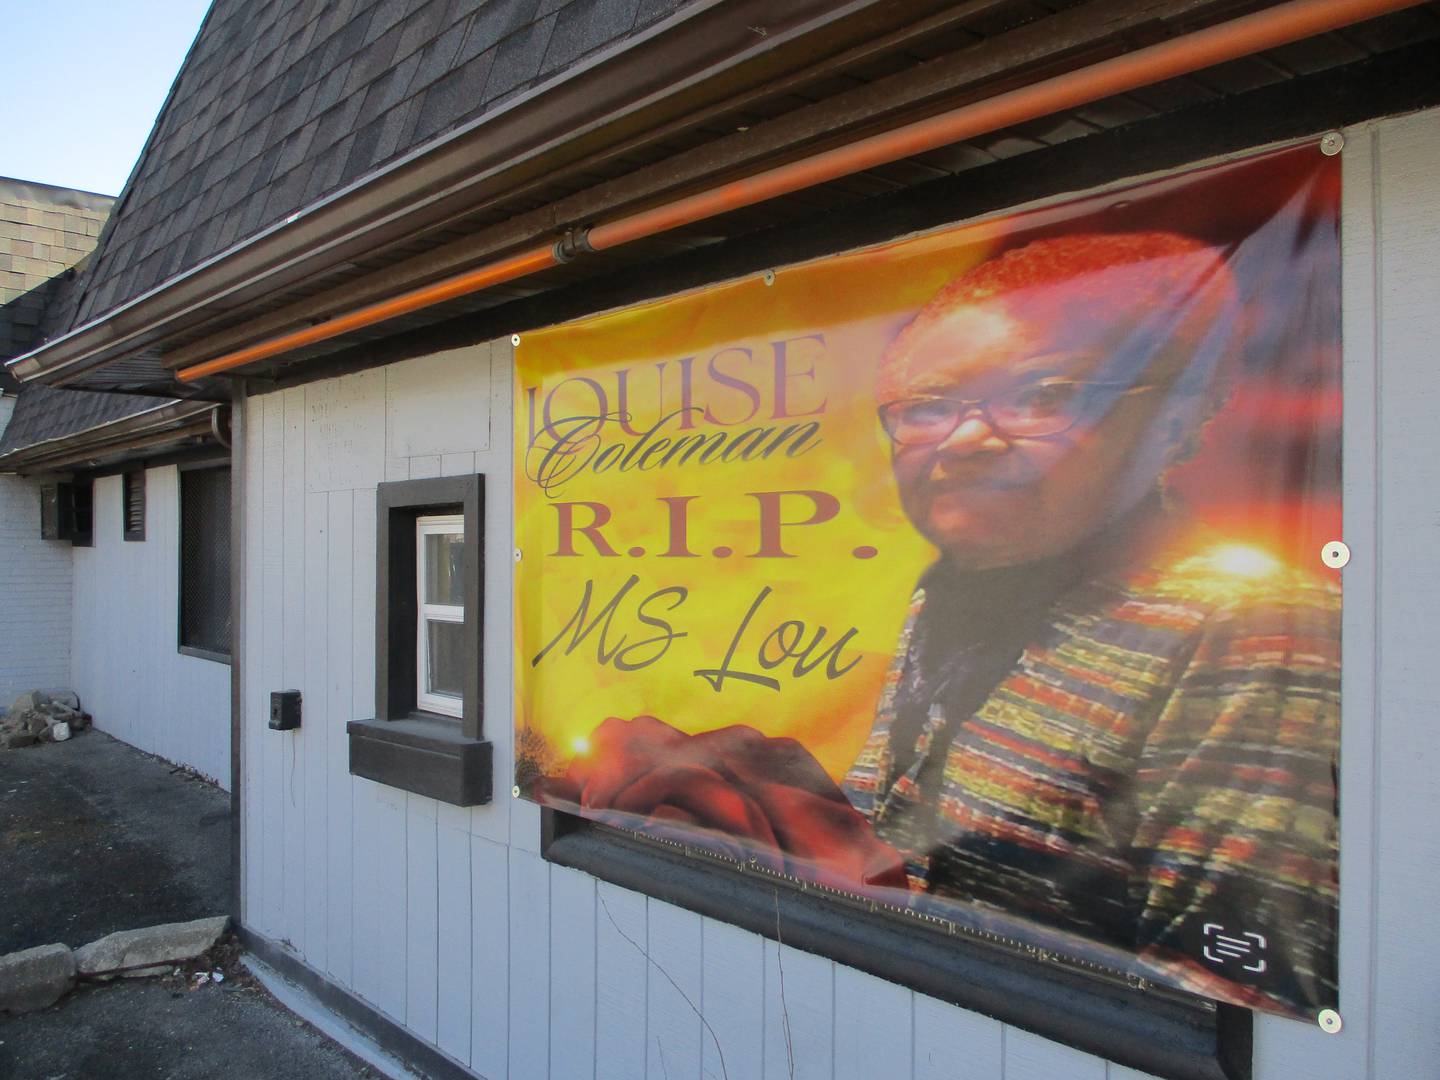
left=515, top=145, right=1341, bottom=1018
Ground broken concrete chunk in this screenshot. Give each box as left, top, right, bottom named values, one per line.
left=46, top=690, right=81, bottom=711
left=74, top=916, right=230, bottom=978
left=8, top=691, right=43, bottom=715
left=0, top=943, right=76, bottom=1013
left=0, top=689, right=90, bottom=750
left=125, top=964, right=173, bottom=979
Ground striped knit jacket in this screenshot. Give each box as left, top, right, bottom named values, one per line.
left=842, top=533, right=1340, bottom=1014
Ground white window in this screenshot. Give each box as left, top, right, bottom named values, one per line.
left=416, top=515, right=465, bottom=717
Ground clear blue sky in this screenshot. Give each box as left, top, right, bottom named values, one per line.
left=2, top=0, right=214, bottom=196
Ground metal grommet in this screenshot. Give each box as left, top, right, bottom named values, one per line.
left=510, top=334, right=521, bottom=347
left=1320, top=131, right=1344, bottom=156
left=1318, top=1008, right=1343, bottom=1034
left=762, top=269, right=775, bottom=286
left=1321, top=540, right=1350, bottom=569
left=513, top=547, right=522, bottom=562
left=511, top=786, right=521, bottom=799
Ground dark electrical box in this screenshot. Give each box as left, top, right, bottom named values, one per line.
left=269, top=690, right=302, bottom=731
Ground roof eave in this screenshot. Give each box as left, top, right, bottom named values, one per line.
left=0, top=399, right=219, bottom=474
left=5, top=0, right=900, bottom=389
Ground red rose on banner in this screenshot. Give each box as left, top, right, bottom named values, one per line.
left=541, top=715, right=908, bottom=892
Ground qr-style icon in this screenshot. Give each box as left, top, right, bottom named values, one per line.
left=1202, top=923, right=1268, bottom=973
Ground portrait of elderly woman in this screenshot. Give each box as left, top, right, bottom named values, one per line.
left=842, top=231, right=1340, bottom=1014
left=533, top=214, right=1341, bottom=1018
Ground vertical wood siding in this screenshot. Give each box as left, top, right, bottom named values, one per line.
left=70, top=466, right=229, bottom=784
left=237, top=109, right=1440, bottom=1079
left=1362, top=108, right=1440, bottom=1080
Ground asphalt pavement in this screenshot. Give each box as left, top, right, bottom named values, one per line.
left=0, top=731, right=229, bottom=953
left=0, top=730, right=378, bottom=1080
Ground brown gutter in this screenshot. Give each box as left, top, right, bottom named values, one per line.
left=0, top=400, right=218, bottom=473
left=177, top=247, right=562, bottom=379
left=5, top=0, right=952, bottom=388
left=177, top=0, right=1421, bottom=384
left=10, top=420, right=217, bottom=473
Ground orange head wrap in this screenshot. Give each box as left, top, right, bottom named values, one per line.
left=877, top=232, right=1240, bottom=407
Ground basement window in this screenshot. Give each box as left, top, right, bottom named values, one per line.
left=347, top=475, right=492, bottom=806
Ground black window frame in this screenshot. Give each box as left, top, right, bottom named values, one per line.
left=543, top=807, right=1251, bottom=1080
left=39, top=479, right=92, bottom=546
left=177, top=463, right=232, bottom=664
left=347, top=474, right=492, bottom=806
left=123, top=468, right=146, bottom=542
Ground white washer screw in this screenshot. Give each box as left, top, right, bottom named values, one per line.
left=762, top=270, right=775, bottom=286
left=512, top=786, right=521, bottom=799
left=1320, top=132, right=1344, bottom=156
left=1318, top=1008, right=1343, bottom=1034
left=1321, top=540, right=1350, bottom=569
left=514, top=548, right=522, bottom=561
left=510, top=334, right=521, bottom=347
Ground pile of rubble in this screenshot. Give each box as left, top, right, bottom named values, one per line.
left=0, top=690, right=91, bottom=750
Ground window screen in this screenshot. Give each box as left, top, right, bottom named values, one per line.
left=180, top=467, right=231, bottom=657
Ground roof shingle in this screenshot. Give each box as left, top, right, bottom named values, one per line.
left=53, top=0, right=693, bottom=338
left=0, top=179, right=113, bottom=390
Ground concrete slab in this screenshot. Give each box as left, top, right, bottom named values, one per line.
left=0, top=943, right=75, bottom=1013
left=77, top=916, right=231, bottom=978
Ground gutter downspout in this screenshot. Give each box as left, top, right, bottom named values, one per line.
left=179, top=0, right=1422, bottom=383
left=228, top=379, right=245, bottom=934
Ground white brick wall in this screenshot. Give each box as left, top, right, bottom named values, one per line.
left=0, top=443, right=74, bottom=704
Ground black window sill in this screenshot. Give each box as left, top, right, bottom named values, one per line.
left=179, top=645, right=232, bottom=665
left=347, top=715, right=492, bottom=806
left=542, top=810, right=1251, bottom=1080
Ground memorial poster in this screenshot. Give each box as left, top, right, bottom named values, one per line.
left=515, top=144, right=1342, bottom=1017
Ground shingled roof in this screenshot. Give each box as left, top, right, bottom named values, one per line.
left=0, top=386, right=174, bottom=460
left=49, top=0, right=690, bottom=340
left=15, top=0, right=1439, bottom=399
left=0, top=178, right=171, bottom=460
left=0, top=178, right=113, bottom=386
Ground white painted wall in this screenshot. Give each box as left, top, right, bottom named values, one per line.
left=0, top=396, right=73, bottom=704
left=237, top=107, right=1440, bottom=1080
left=71, top=465, right=231, bottom=786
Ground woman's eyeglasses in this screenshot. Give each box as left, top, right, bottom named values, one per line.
left=878, top=378, right=1157, bottom=445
